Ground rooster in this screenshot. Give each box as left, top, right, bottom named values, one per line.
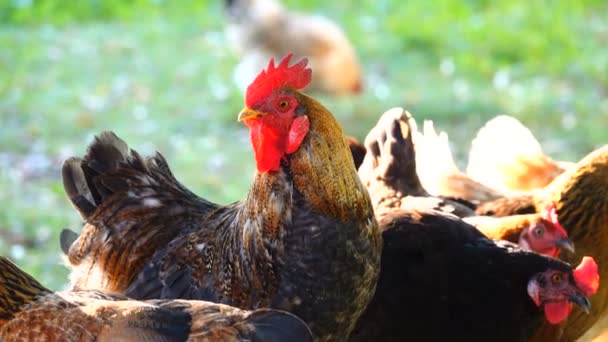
left=0, top=256, right=313, bottom=341
left=61, top=54, right=381, bottom=341
left=224, top=0, right=363, bottom=95
left=466, top=115, right=571, bottom=195
left=348, top=111, right=600, bottom=341
left=473, top=145, right=608, bottom=341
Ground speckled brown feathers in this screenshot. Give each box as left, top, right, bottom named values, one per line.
left=0, top=256, right=313, bottom=342
left=62, top=132, right=217, bottom=294
left=63, top=93, right=381, bottom=341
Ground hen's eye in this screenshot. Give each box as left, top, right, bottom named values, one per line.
left=551, top=274, right=562, bottom=285
left=534, top=227, right=543, bottom=236
left=278, top=101, right=289, bottom=110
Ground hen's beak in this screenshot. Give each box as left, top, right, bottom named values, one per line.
left=555, top=238, right=575, bottom=254
left=238, top=108, right=266, bottom=122
left=569, top=292, right=591, bottom=314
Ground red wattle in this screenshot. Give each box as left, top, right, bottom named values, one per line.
left=244, top=118, right=293, bottom=174
left=544, top=302, right=573, bottom=324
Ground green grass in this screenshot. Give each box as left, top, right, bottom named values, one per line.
left=0, top=0, right=607, bottom=290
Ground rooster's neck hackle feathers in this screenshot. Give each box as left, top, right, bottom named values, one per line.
left=289, top=93, right=374, bottom=224
left=245, top=53, right=312, bottom=107
left=0, top=257, right=51, bottom=322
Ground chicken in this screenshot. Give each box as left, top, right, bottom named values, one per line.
left=519, top=145, right=608, bottom=342
left=467, top=145, right=608, bottom=340
left=0, top=256, right=313, bottom=341
left=61, top=54, right=381, bottom=341
left=408, top=115, right=574, bottom=257
left=356, top=107, right=475, bottom=219
left=351, top=113, right=599, bottom=341
left=466, top=115, right=571, bottom=195
left=224, top=0, right=362, bottom=95
left=348, top=112, right=600, bottom=341
left=413, top=118, right=504, bottom=203
left=463, top=204, right=575, bottom=258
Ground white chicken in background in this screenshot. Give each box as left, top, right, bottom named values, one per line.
left=224, top=0, right=363, bottom=95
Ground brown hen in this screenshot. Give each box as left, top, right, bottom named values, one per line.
left=0, top=256, right=312, bottom=341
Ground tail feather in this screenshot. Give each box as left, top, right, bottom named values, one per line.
left=413, top=119, right=461, bottom=196
left=413, top=119, right=503, bottom=203
left=62, top=157, right=96, bottom=219
left=62, top=132, right=138, bottom=220
left=59, top=228, right=79, bottom=255
left=247, top=309, right=314, bottom=342
left=466, top=115, right=564, bottom=193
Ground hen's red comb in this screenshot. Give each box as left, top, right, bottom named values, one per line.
left=245, top=54, right=312, bottom=107
left=574, top=256, right=600, bottom=296
left=541, top=202, right=568, bottom=238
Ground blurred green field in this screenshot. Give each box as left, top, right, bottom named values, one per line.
left=0, top=0, right=607, bottom=290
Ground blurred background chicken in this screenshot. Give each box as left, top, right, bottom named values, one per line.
left=466, top=115, right=572, bottom=195
left=224, top=0, right=363, bottom=95
left=0, top=256, right=313, bottom=341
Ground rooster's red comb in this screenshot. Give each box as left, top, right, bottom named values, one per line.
left=245, top=54, right=312, bottom=107
left=574, top=256, right=600, bottom=296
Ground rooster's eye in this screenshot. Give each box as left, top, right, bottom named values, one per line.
left=278, top=100, right=289, bottom=111
left=534, top=227, right=543, bottom=236
left=551, top=274, right=562, bottom=285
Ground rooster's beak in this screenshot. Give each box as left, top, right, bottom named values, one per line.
left=238, top=108, right=265, bottom=122
left=555, top=238, right=575, bottom=254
